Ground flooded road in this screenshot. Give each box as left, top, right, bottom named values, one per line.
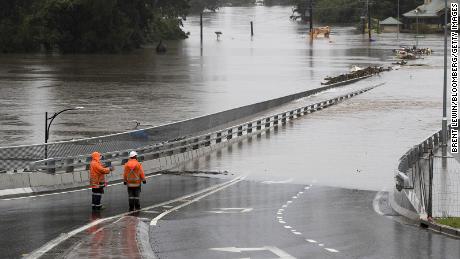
left=0, top=6, right=447, bottom=191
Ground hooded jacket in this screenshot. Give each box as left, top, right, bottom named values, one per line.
left=89, top=152, right=110, bottom=188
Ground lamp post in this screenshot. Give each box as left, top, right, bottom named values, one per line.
left=415, top=8, right=420, bottom=48
left=397, top=0, right=400, bottom=43
left=45, top=106, right=84, bottom=158
left=442, top=0, right=448, bottom=147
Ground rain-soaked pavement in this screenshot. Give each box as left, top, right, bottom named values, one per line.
left=3, top=174, right=459, bottom=259
left=0, top=5, right=457, bottom=259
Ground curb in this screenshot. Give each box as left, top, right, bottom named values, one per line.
left=420, top=220, right=460, bottom=239
left=137, top=219, right=158, bottom=259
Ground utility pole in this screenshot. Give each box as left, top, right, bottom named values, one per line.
left=397, top=0, right=400, bottom=44
left=200, top=12, right=203, bottom=45
left=309, top=0, right=313, bottom=33
left=367, top=0, right=372, bottom=41
left=442, top=0, right=448, bottom=146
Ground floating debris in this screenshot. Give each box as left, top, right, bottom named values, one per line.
left=322, top=66, right=391, bottom=85
left=393, top=46, right=433, bottom=60
left=392, top=60, right=407, bottom=65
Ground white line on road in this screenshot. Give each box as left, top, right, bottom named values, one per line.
left=25, top=176, right=243, bottom=259
left=261, top=178, right=294, bottom=184
left=325, top=248, right=339, bottom=253
left=306, top=239, right=317, bottom=243
left=150, top=176, right=246, bottom=226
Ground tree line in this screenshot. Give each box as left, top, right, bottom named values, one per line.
left=293, top=0, right=423, bottom=24
left=1, top=0, right=423, bottom=53
left=0, top=0, right=199, bottom=53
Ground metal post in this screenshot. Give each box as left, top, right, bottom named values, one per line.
left=397, top=0, right=400, bottom=43
left=442, top=0, right=448, bottom=147
left=416, top=12, right=419, bottom=48
left=250, top=21, right=254, bottom=36
left=428, top=151, right=434, bottom=219
left=45, top=112, right=48, bottom=159
left=309, top=0, right=313, bottom=33
left=200, top=13, right=203, bottom=44
left=367, top=0, right=372, bottom=41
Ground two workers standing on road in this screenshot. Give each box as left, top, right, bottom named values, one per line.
left=90, top=151, right=114, bottom=210
left=123, top=151, right=146, bottom=211
left=89, top=150, right=146, bottom=211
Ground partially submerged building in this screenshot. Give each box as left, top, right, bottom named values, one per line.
left=379, top=17, right=403, bottom=33
left=403, top=0, right=453, bottom=32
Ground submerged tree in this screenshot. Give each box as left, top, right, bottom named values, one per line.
left=0, top=0, right=190, bottom=53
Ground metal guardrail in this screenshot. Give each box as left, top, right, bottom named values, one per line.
left=0, top=76, right=375, bottom=172
left=30, top=85, right=381, bottom=174
left=397, top=126, right=451, bottom=174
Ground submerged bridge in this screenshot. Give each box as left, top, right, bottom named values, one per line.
left=1, top=81, right=460, bottom=259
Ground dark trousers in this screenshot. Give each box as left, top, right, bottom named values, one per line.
left=128, top=187, right=141, bottom=211
left=92, top=186, right=104, bottom=210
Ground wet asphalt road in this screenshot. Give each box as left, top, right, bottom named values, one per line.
left=151, top=180, right=460, bottom=259
left=1, top=174, right=459, bottom=258
left=0, top=174, right=223, bottom=259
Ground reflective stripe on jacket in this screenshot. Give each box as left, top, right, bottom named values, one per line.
left=123, top=159, right=145, bottom=188
left=89, top=152, right=110, bottom=188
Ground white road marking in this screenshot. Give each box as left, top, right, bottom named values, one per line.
left=1, top=174, right=161, bottom=201
left=282, top=205, right=287, bottom=208
left=277, top=212, right=283, bottom=215
left=318, top=244, right=324, bottom=247
left=25, top=176, right=243, bottom=259
left=150, top=176, right=246, bottom=226
left=284, top=226, right=292, bottom=229
left=299, top=192, right=304, bottom=194
left=279, top=221, right=286, bottom=224
left=325, top=248, right=339, bottom=253
left=162, top=205, right=173, bottom=209
left=207, top=208, right=253, bottom=214
left=293, top=232, right=302, bottom=235
left=261, top=178, right=294, bottom=184
left=287, top=201, right=292, bottom=203
left=143, top=210, right=160, bottom=214
left=292, top=196, right=298, bottom=199
left=306, top=239, right=317, bottom=243
left=210, top=246, right=296, bottom=259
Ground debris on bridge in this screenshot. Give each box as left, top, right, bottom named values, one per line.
left=321, top=66, right=391, bottom=85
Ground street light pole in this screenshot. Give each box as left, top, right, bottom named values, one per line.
left=44, top=106, right=84, bottom=158
left=415, top=9, right=419, bottom=48
left=442, top=0, right=448, bottom=146
left=367, top=0, right=372, bottom=41
left=397, top=0, right=400, bottom=44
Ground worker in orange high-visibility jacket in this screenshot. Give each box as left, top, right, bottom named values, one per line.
left=90, top=152, right=114, bottom=210
left=123, top=151, right=146, bottom=211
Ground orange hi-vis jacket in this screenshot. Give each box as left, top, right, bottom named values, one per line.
left=123, top=159, right=145, bottom=188
left=89, top=152, right=111, bottom=188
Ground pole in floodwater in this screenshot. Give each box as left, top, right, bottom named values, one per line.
left=367, top=0, right=372, bottom=41
left=309, top=0, right=313, bottom=32
left=250, top=21, right=254, bottom=36
left=200, top=12, right=203, bottom=44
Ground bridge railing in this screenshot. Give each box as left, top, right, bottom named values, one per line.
left=0, top=77, right=373, bottom=173
left=30, top=86, right=378, bottom=174
left=395, top=124, right=457, bottom=218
